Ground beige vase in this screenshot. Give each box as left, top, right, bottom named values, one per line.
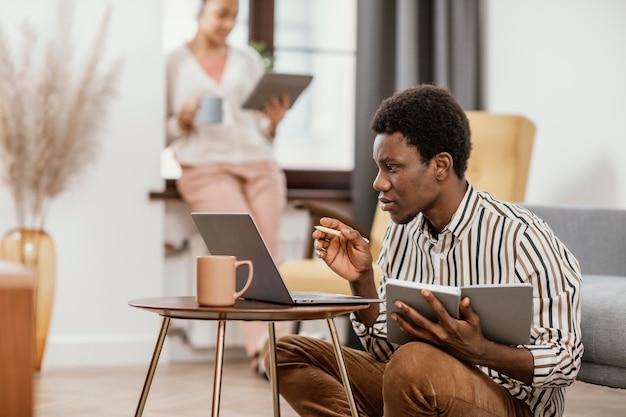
left=0, top=228, right=56, bottom=371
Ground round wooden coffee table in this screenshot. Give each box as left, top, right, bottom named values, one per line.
left=129, top=296, right=370, bottom=417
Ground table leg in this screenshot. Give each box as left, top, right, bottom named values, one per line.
left=326, top=318, right=359, bottom=417
left=267, top=322, right=280, bottom=417
left=134, top=316, right=171, bottom=417
left=211, top=320, right=227, bottom=417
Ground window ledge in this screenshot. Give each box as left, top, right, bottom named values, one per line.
left=149, top=169, right=352, bottom=202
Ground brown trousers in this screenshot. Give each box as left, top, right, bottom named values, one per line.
left=270, top=335, right=532, bottom=417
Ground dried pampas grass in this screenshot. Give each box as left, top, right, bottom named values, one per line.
left=0, top=0, right=122, bottom=229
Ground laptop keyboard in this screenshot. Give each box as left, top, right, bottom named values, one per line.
left=291, top=291, right=352, bottom=299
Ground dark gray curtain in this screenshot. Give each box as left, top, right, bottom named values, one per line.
left=352, top=0, right=483, bottom=229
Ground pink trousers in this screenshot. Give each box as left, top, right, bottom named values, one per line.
left=177, top=161, right=293, bottom=357
left=270, top=335, right=533, bottom=417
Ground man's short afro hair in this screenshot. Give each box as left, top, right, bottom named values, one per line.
left=369, top=84, right=471, bottom=178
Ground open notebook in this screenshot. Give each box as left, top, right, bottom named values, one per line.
left=386, top=280, right=532, bottom=346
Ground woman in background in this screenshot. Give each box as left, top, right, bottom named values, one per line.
left=165, top=0, right=293, bottom=375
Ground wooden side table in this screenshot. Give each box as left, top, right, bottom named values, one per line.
left=0, top=261, right=35, bottom=417
left=129, top=296, right=369, bottom=417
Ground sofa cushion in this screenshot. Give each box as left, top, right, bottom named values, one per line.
left=581, top=275, right=626, bottom=368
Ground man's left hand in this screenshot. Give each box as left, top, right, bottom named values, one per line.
left=391, top=291, right=487, bottom=365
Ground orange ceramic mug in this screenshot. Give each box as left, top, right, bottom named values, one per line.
left=196, top=255, right=254, bottom=306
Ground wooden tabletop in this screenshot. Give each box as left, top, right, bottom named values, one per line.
left=129, top=296, right=370, bottom=321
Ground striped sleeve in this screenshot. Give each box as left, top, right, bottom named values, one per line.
left=516, top=219, right=583, bottom=388
left=350, top=271, right=398, bottom=362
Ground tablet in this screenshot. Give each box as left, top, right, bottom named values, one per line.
left=242, top=72, right=313, bottom=110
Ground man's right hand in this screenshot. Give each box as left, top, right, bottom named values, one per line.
left=312, top=217, right=373, bottom=284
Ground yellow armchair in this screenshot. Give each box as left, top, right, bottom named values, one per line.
left=465, top=111, right=536, bottom=202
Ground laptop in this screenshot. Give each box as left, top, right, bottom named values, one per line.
left=191, top=212, right=382, bottom=305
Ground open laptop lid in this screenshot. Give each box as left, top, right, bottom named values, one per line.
left=191, top=212, right=295, bottom=305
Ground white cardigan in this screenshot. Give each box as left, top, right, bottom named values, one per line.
left=165, top=43, right=274, bottom=166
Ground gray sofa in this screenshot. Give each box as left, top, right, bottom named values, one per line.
left=523, top=204, right=626, bottom=389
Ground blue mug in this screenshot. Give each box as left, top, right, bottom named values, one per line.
left=197, top=95, right=223, bottom=124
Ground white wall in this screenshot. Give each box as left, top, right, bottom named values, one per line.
left=0, top=0, right=165, bottom=367
left=484, top=0, right=626, bottom=208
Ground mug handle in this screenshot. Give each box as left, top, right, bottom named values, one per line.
left=233, top=260, right=254, bottom=300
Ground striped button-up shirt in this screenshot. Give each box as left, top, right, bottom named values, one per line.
left=352, top=185, right=583, bottom=417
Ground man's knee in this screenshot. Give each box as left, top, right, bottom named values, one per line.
left=386, top=342, right=446, bottom=373
left=384, top=342, right=454, bottom=393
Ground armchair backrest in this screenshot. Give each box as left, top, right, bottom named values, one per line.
left=369, top=202, right=390, bottom=261
left=465, top=111, right=536, bottom=203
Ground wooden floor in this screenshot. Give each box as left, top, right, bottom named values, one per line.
left=35, top=359, right=626, bottom=417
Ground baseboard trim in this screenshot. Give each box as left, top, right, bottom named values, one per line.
left=42, top=334, right=172, bottom=368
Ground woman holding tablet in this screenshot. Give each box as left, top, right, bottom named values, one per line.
left=165, top=0, right=293, bottom=376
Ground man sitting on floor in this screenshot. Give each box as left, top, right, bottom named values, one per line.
left=269, top=84, right=583, bottom=417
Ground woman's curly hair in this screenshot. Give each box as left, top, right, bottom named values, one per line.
left=369, top=84, right=472, bottom=178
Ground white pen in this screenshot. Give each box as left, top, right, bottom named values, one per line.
left=314, top=225, right=342, bottom=236
left=314, top=225, right=369, bottom=243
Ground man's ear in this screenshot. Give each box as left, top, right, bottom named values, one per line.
left=434, top=152, right=453, bottom=180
